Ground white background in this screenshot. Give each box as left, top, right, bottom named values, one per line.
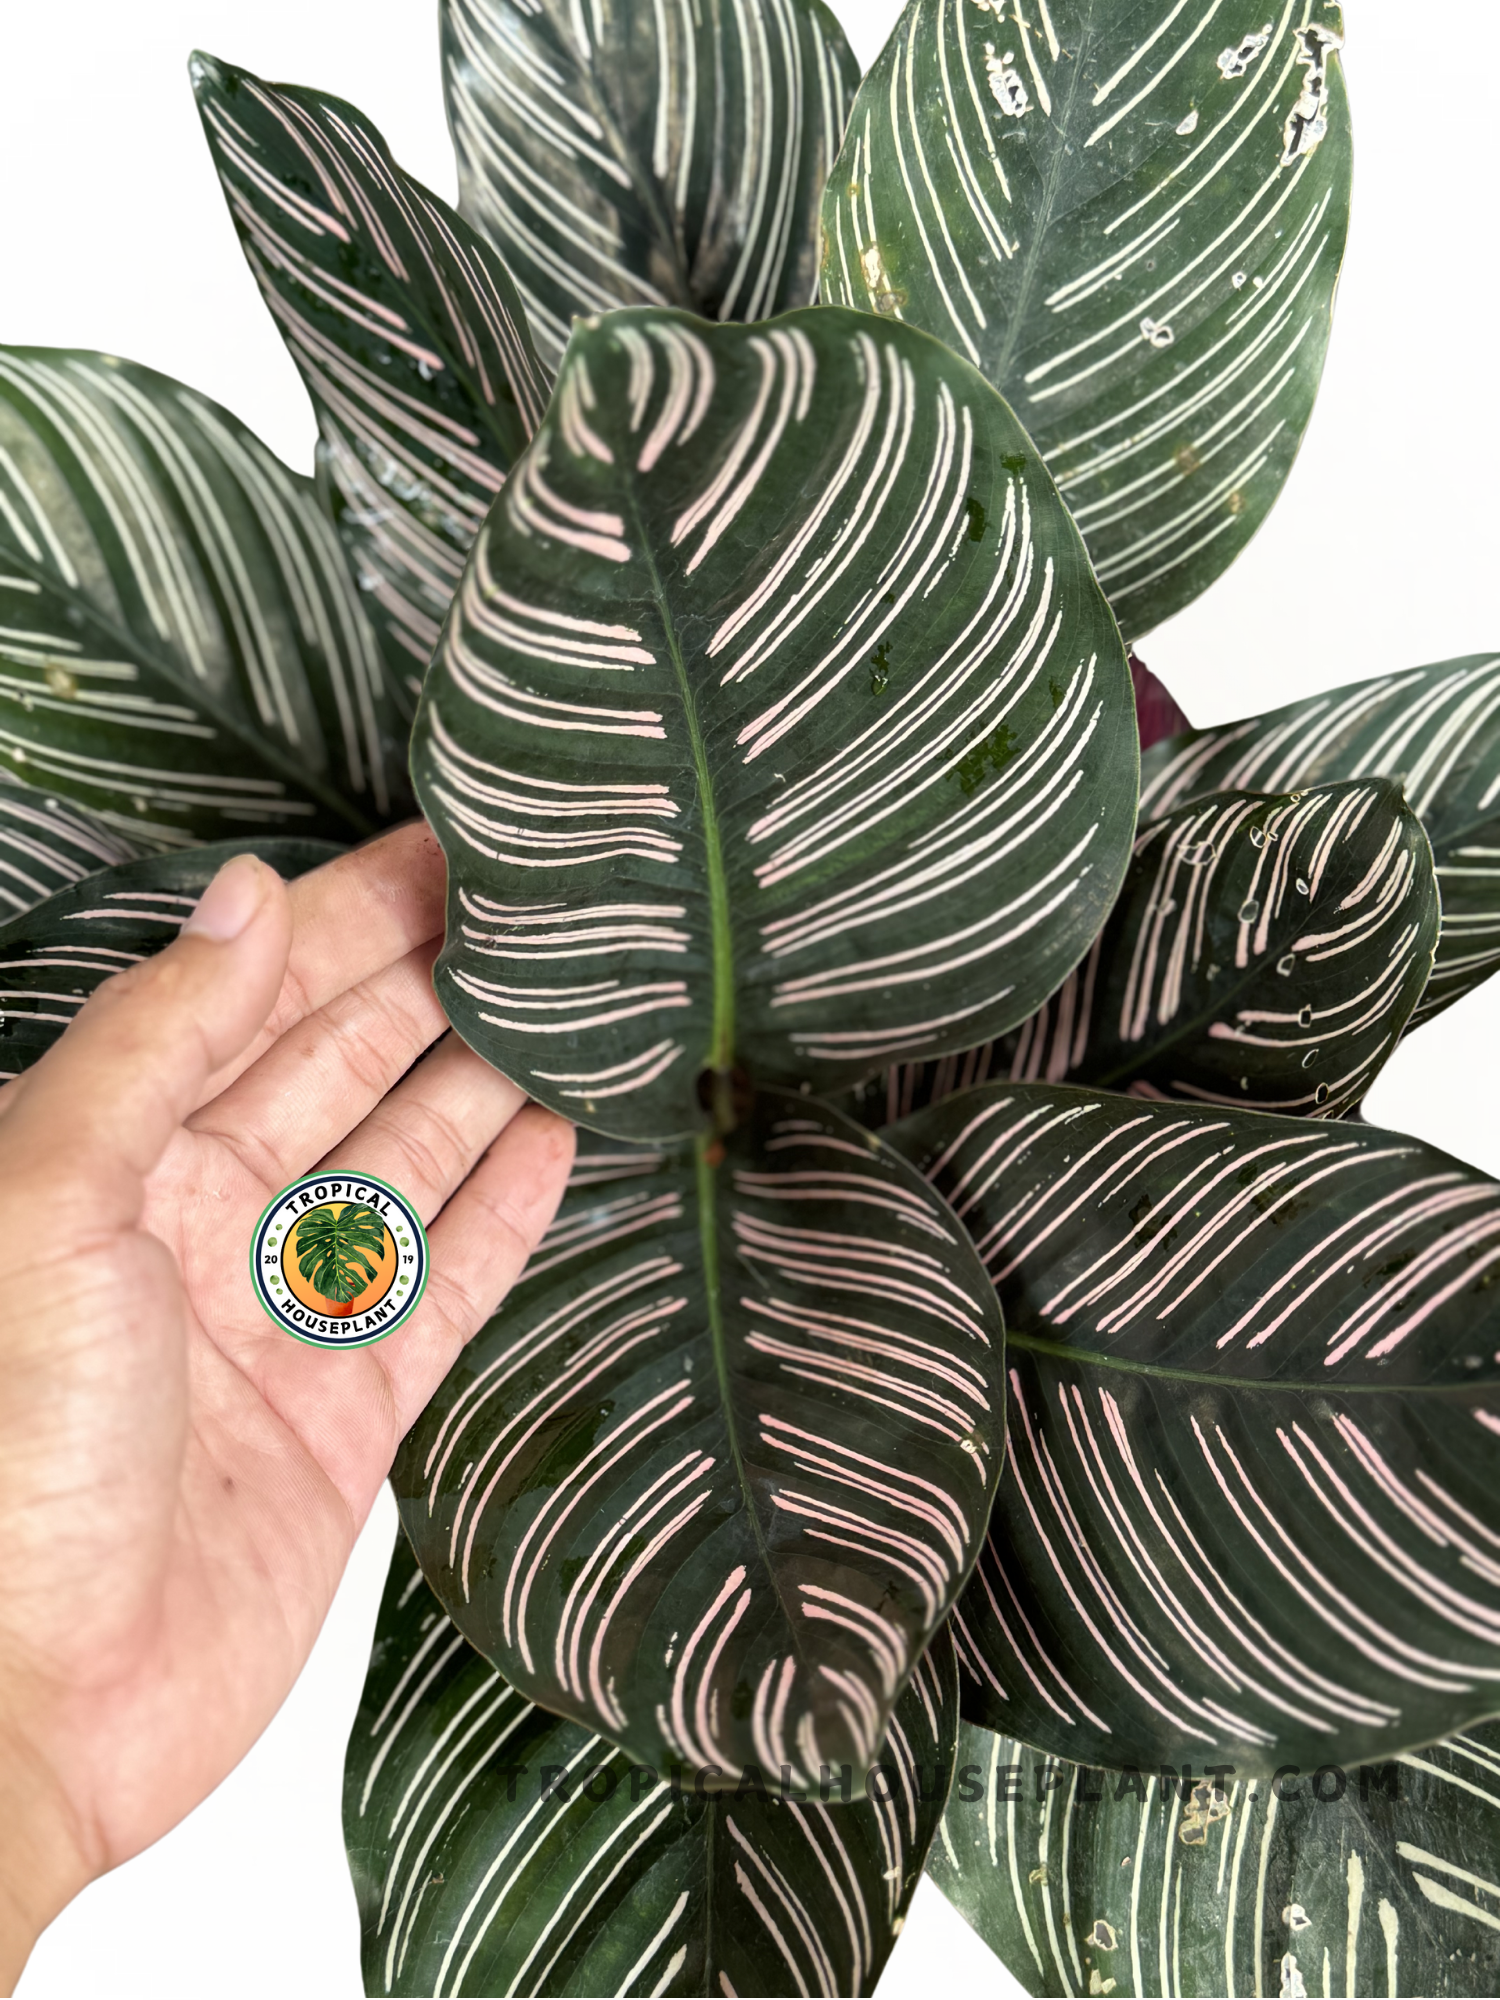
left=4, top=1, right=1497, bottom=1993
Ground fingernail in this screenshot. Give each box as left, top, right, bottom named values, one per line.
left=182, top=854, right=269, bottom=942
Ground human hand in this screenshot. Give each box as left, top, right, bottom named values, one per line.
left=0, top=828, right=574, bottom=1990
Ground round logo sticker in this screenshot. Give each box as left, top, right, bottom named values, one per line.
left=249, top=1173, right=428, bottom=1349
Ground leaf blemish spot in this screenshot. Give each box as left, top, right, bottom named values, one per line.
left=955, top=721, right=1017, bottom=796
left=1217, top=28, right=1272, bottom=80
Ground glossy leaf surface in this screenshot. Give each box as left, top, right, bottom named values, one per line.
left=855, top=778, right=1439, bottom=1124
left=194, top=53, right=550, bottom=694
left=0, top=837, right=339, bottom=1078
left=393, top=1093, right=1004, bottom=1791
left=346, top=1533, right=958, bottom=1997
left=0, top=348, right=407, bottom=842
left=889, top=1084, right=1500, bottom=1778
left=412, top=304, right=1137, bottom=1139
left=930, top=1717, right=1500, bottom=1998
left=822, top=1, right=1351, bottom=638
left=0, top=771, right=141, bottom=919
left=1141, top=653, right=1500, bottom=1025
left=441, top=0, right=861, bottom=372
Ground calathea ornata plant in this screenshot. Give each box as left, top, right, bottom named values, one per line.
left=4, top=0, right=1499, bottom=1993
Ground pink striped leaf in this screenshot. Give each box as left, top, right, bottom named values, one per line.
left=848, top=776, right=1440, bottom=1125
left=390, top=1093, right=1004, bottom=1793
left=0, top=839, right=342, bottom=1081
left=346, top=1530, right=958, bottom=1996
left=889, top=1083, right=1500, bottom=1780
left=193, top=53, right=550, bottom=700
left=412, top=304, right=1138, bottom=1140
left=0, top=770, right=141, bottom=921
left=0, top=349, right=409, bottom=843
left=820, top=2, right=1352, bottom=642
left=1141, top=654, right=1500, bottom=1026
left=441, top=0, right=861, bottom=374
left=930, top=1715, right=1500, bottom=1998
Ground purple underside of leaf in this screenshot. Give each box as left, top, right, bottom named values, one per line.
left=1129, top=651, right=1191, bottom=750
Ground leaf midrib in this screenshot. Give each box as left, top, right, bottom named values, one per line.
left=985, top=2, right=1101, bottom=394
left=0, top=540, right=377, bottom=840
left=696, top=1137, right=796, bottom=1640
left=1008, top=1329, right=1495, bottom=1396
left=530, top=1, right=694, bottom=308
left=629, top=498, right=735, bottom=1080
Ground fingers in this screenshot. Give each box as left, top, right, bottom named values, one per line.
left=0, top=855, right=291, bottom=1216
left=380, top=1102, right=575, bottom=1430
left=315, top=1032, right=532, bottom=1222
left=187, top=941, right=449, bottom=1194
left=195, top=819, right=448, bottom=1106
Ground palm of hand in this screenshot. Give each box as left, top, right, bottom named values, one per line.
left=0, top=828, right=572, bottom=1913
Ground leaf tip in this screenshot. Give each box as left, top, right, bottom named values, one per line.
left=187, top=48, right=231, bottom=99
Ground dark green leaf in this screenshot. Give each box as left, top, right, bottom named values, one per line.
left=0, top=837, right=340, bottom=1078
left=412, top=303, right=1137, bottom=1140
left=0, top=769, right=141, bottom=919
left=930, top=1716, right=1500, bottom=1998
left=821, top=3, right=1352, bottom=638
left=851, top=778, right=1441, bottom=1124
left=193, top=53, right=550, bottom=697
left=1141, top=653, right=1500, bottom=1025
left=346, top=1531, right=958, bottom=1997
left=441, top=0, right=861, bottom=372
left=888, top=1083, right=1500, bottom=1778
left=294, top=1202, right=389, bottom=1304
left=0, top=348, right=409, bottom=842
left=393, top=1090, right=1004, bottom=1791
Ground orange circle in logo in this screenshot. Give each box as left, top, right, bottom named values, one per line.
left=282, top=1202, right=400, bottom=1319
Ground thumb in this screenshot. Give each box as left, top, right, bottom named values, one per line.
left=1, top=853, right=292, bottom=1214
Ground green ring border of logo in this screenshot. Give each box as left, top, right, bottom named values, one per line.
left=248, top=1170, right=430, bottom=1349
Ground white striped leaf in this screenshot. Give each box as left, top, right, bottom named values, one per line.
left=391, top=1092, right=1004, bottom=1792
left=929, top=1716, right=1500, bottom=1998
left=820, top=1, right=1352, bottom=639
left=411, top=304, right=1137, bottom=1140
left=888, top=1084, right=1500, bottom=1779
left=193, top=54, right=551, bottom=695
left=1140, top=654, right=1500, bottom=1026
left=440, top=0, right=861, bottom=373
left=0, top=769, right=141, bottom=920
left=346, top=1532, right=958, bottom=1997
left=0, top=837, right=340, bottom=1079
left=850, top=777, right=1441, bottom=1124
left=0, top=348, right=408, bottom=843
